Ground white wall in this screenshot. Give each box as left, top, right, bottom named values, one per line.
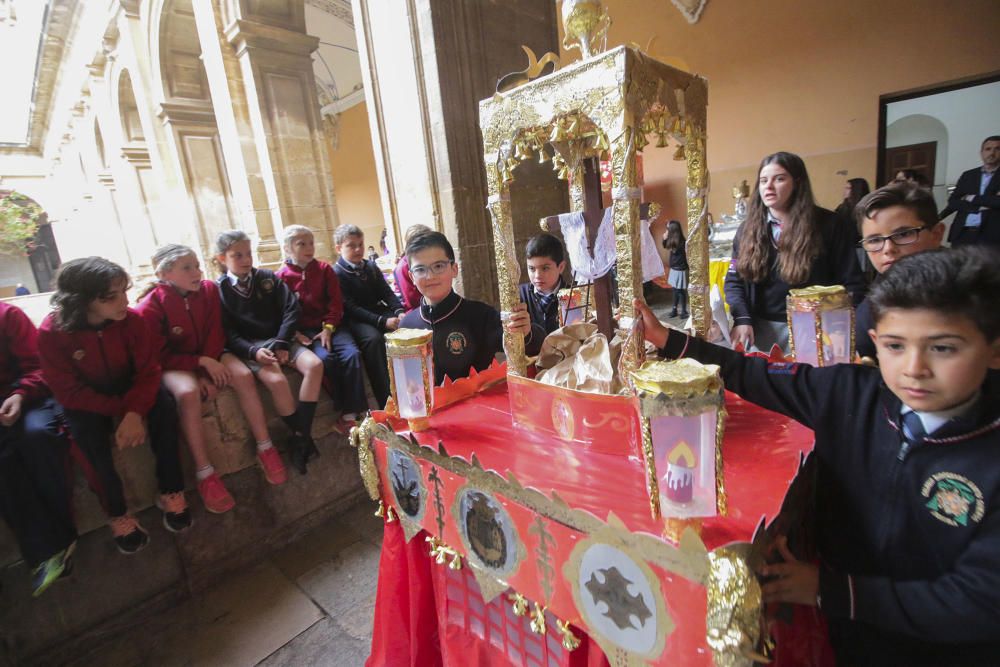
left=886, top=80, right=1000, bottom=189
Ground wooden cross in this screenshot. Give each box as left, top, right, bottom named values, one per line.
left=541, top=157, right=653, bottom=342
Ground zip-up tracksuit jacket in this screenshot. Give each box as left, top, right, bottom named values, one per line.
left=136, top=280, right=225, bottom=371
left=660, top=330, right=1000, bottom=664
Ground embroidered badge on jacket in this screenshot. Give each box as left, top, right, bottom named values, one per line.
left=446, top=332, right=467, bottom=355
left=921, top=472, right=984, bottom=527
left=261, top=278, right=274, bottom=293
left=171, top=326, right=184, bottom=336
left=72, top=349, right=86, bottom=361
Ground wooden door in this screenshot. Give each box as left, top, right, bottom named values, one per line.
left=883, top=141, right=936, bottom=186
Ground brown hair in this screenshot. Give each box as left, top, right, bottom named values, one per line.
left=50, top=257, right=130, bottom=332
left=854, top=181, right=939, bottom=234
left=735, top=151, right=821, bottom=285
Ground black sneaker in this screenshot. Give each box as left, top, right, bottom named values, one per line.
left=157, top=493, right=193, bottom=533
left=110, top=516, right=150, bottom=555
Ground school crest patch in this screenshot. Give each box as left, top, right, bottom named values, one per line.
left=921, top=472, right=984, bottom=527
left=171, top=325, right=184, bottom=336
left=260, top=278, right=274, bottom=293
left=446, top=332, right=467, bottom=355
left=72, top=349, right=86, bottom=361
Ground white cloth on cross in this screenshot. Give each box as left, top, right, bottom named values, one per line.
left=557, top=208, right=665, bottom=283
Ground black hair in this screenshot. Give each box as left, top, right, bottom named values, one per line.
left=50, top=257, right=130, bottom=332
left=525, top=233, right=565, bottom=264
left=868, top=246, right=1000, bottom=341
left=893, top=169, right=930, bottom=187
left=214, top=229, right=251, bottom=274
left=405, top=230, right=455, bottom=262
left=855, top=181, right=939, bottom=233
left=982, top=135, right=1000, bottom=148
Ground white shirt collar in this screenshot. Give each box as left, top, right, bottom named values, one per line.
left=901, top=390, right=981, bottom=436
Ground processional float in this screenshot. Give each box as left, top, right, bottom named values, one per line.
left=351, top=2, right=815, bottom=664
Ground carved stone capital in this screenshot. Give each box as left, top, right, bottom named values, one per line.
left=224, top=18, right=319, bottom=60
left=157, top=101, right=217, bottom=127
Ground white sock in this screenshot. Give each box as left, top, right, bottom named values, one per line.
left=195, top=465, right=215, bottom=481
left=256, top=439, right=274, bottom=452
left=342, top=413, right=357, bottom=422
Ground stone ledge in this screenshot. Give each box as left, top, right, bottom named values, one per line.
left=0, top=433, right=366, bottom=665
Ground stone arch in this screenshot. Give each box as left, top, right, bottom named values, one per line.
left=886, top=113, right=949, bottom=187
left=0, top=189, right=60, bottom=295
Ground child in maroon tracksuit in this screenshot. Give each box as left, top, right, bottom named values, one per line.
left=137, top=244, right=287, bottom=516
left=0, top=302, right=77, bottom=595
left=276, top=226, right=367, bottom=431
left=38, top=257, right=189, bottom=554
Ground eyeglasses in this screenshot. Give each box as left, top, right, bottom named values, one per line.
left=410, top=260, right=454, bottom=279
left=858, top=226, right=927, bottom=252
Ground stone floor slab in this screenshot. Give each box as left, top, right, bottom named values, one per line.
left=257, top=617, right=370, bottom=667
left=269, top=516, right=363, bottom=582
left=295, top=540, right=381, bottom=641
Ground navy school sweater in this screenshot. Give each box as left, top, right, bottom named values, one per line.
left=216, top=268, right=300, bottom=360
left=399, top=290, right=502, bottom=385
left=660, top=330, right=1000, bottom=665
left=333, top=257, right=404, bottom=330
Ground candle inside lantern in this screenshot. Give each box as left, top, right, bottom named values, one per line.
left=665, top=441, right=696, bottom=504
left=633, top=359, right=726, bottom=520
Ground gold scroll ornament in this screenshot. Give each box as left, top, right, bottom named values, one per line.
left=561, top=0, right=611, bottom=59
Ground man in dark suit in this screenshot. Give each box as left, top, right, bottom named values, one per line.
left=947, top=135, right=1000, bottom=246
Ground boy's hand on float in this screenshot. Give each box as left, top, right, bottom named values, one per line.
left=294, top=332, right=312, bottom=346
left=275, top=349, right=290, bottom=365
left=115, top=412, right=146, bottom=449
left=199, top=356, right=231, bottom=387
left=731, top=324, right=754, bottom=350
left=385, top=317, right=400, bottom=331
left=505, top=304, right=531, bottom=336
left=0, top=393, right=23, bottom=427
left=255, top=348, right=278, bottom=366
left=632, top=299, right=669, bottom=349
left=760, top=536, right=819, bottom=606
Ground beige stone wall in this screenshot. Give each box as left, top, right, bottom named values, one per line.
left=326, top=101, right=385, bottom=251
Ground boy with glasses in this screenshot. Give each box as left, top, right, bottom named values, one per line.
left=855, top=182, right=945, bottom=360
left=399, top=231, right=530, bottom=383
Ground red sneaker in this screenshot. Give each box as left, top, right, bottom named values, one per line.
left=197, top=473, right=235, bottom=514
left=257, top=447, right=288, bottom=485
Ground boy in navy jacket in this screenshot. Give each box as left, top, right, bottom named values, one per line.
left=636, top=246, right=1000, bottom=665
left=518, top=233, right=566, bottom=357
left=399, top=231, right=530, bottom=384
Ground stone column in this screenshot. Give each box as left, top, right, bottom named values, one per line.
left=200, top=0, right=340, bottom=265
left=353, top=0, right=565, bottom=304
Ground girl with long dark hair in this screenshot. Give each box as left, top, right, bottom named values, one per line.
left=724, top=152, right=864, bottom=352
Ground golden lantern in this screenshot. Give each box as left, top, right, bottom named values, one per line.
left=787, top=285, right=854, bottom=366
left=631, top=359, right=726, bottom=520
left=385, top=329, right=435, bottom=431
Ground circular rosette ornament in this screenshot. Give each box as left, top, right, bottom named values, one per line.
left=386, top=447, right=427, bottom=540
left=452, top=486, right=525, bottom=580
left=564, top=533, right=672, bottom=663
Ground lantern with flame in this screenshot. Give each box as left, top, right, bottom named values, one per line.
left=631, top=359, right=726, bottom=520
left=557, top=283, right=592, bottom=327
left=385, top=329, right=435, bottom=431
left=787, top=285, right=854, bottom=366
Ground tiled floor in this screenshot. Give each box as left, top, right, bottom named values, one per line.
left=71, top=500, right=385, bottom=667
left=71, top=288, right=683, bottom=667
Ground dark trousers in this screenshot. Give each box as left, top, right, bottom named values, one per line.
left=0, top=398, right=76, bottom=566
left=62, top=386, right=183, bottom=518
left=346, top=320, right=391, bottom=409
left=304, top=327, right=368, bottom=414
left=951, top=222, right=1000, bottom=246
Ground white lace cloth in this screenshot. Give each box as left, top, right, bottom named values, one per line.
left=557, top=208, right=665, bottom=282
